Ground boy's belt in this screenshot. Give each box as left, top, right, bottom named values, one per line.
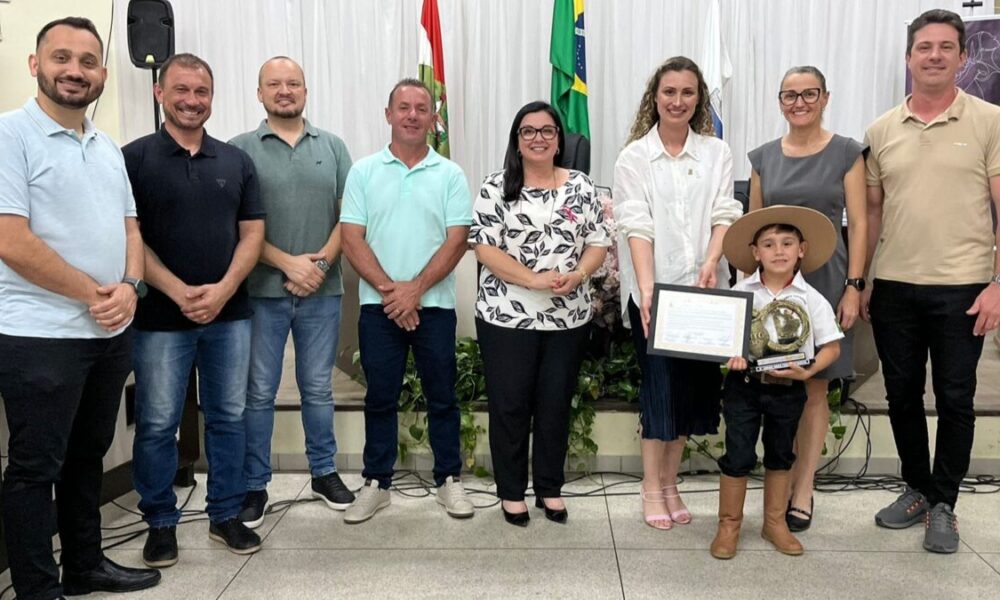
left=746, top=371, right=794, bottom=386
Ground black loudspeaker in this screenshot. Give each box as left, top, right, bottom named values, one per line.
left=126, top=0, right=175, bottom=69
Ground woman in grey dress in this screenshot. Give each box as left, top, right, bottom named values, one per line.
left=747, top=66, right=867, bottom=531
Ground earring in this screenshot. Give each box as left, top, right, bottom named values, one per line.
left=556, top=148, right=560, bottom=155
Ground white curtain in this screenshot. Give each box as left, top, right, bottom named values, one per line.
left=114, top=0, right=981, bottom=189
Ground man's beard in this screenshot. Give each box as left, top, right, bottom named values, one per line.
left=37, top=70, right=103, bottom=109
left=267, top=102, right=304, bottom=119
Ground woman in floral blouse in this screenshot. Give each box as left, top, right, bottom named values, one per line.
left=470, top=101, right=610, bottom=527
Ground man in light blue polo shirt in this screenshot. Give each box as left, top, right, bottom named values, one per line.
left=0, top=17, right=160, bottom=599
left=341, top=78, right=474, bottom=524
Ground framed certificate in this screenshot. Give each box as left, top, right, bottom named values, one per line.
left=646, top=284, right=753, bottom=363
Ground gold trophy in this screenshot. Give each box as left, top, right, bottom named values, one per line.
left=749, top=299, right=812, bottom=373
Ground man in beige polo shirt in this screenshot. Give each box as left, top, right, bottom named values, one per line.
left=863, top=8, right=1000, bottom=554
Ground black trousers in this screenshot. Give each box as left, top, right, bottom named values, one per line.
left=870, top=279, right=985, bottom=508
left=0, top=331, right=132, bottom=600
left=717, top=373, right=807, bottom=478
left=476, top=319, right=589, bottom=500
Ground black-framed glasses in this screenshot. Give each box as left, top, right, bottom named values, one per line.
left=778, top=88, right=822, bottom=106
left=518, top=125, right=559, bottom=141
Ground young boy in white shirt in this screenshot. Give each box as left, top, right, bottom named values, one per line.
left=710, top=206, right=844, bottom=559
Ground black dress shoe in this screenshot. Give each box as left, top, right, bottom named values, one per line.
left=501, top=504, right=530, bottom=527
left=786, top=497, right=814, bottom=532
left=62, top=557, right=161, bottom=596
left=209, top=518, right=262, bottom=555
left=535, top=497, right=569, bottom=524
left=143, top=526, right=178, bottom=568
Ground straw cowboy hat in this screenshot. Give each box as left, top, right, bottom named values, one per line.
left=723, top=205, right=837, bottom=275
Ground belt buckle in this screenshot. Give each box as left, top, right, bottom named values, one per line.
left=760, top=372, right=792, bottom=386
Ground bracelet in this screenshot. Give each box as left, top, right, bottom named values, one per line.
left=577, top=268, right=590, bottom=284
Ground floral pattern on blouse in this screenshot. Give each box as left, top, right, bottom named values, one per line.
left=469, top=169, right=611, bottom=331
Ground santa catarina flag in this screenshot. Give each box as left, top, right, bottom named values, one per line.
left=419, top=0, right=450, bottom=157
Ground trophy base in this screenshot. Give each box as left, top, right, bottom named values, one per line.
left=750, top=352, right=811, bottom=373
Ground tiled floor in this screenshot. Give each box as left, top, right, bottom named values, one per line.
left=3, top=473, right=999, bottom=599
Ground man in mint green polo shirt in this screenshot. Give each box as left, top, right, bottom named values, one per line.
left=229, top=57, right=356, bottom=528
left=341, top=78, right=474, bottom=524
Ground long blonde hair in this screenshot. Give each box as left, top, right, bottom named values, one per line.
left=625, top=56, right=715, bottom=145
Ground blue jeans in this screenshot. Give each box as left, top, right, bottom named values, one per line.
left=245, top=295, right=342, bottom=489
left=132, top=319, right=251, bottom=526
left=358, top=305, right=461, bottom=488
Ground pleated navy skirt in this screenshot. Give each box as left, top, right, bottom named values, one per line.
left=627, top=299, right=722, bottom=441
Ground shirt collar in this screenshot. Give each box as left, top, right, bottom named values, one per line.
left=379, top=143, right=441, bottom=168
left=23, top=97, right=97, bottom=140
left=255, top=118, right=319, bottom=140
left=899, top=87, right=967, bottom=124
left=743, top=269, right=809, bottom=294
left=644, top=125, right=702, bottom=161
left=157, top=125, right=218, bottom=157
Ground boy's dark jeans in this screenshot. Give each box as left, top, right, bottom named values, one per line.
left=718, top=372, right=806, bottom=477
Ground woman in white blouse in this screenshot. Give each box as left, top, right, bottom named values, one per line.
left=614, top=57, right=743, bottom=530
left=470, top=101, right=610, bottom=527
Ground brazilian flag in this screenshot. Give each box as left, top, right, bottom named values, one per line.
left=550, top=0, right=590, bottom=139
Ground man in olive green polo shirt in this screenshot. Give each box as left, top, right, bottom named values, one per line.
left=863, top=9, right=1000, bottom=554
left=229, top=57, right=355, bottom=528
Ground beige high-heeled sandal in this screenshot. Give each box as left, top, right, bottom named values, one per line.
left=662, top=484, right=692, bottom=524
left=641, top=489, right=673, bottom=530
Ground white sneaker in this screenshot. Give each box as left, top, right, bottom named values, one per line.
left=343, top=479, right=390, bottom=524
left=436, top=476, right=475, bottom=519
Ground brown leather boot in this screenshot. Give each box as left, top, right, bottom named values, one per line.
left=761, top=470, right=804, bottom=555
left=710, top=475, right=748, bottom=559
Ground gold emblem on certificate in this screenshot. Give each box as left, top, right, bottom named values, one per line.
left=749, top=299, right=812, bottom=373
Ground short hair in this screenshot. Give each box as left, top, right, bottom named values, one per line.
left=257, top=56, right=305, bottom=87
left=36, top=16, right=104, bottom=55
left=387, top=78, right=431, bottom=108
left=752, top=223, right=804, bottom=245
left=781, top=66, right=827, bottom=93
left=907, top=9, right=965, bottom=55
left=159, top=53, right=215, bottom=90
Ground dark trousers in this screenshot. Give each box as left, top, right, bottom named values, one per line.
left=870, top=279, right=985, bottom=508
left=718, top=373, right=806, bottom=478
left=357, top=306, right=461, bottom=488
left=0, top=331, right=132, bottom=600
left=476, top=318, right=589, bottom=500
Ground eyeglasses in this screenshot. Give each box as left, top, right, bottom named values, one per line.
left=518, top=125, right=559, bottom=141
left=778, top=88, right=823, bottom=106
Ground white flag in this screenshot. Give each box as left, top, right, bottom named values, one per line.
left=701, top=0, right=732, bottom=138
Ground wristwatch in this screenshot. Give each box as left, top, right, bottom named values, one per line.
left=845, top=278, right=866, bottom=291
left=991, top=274, right=1000, bottom=285
left=315, top=259, right=331, bottom=273
left=123, top=277, right=148, bottom=298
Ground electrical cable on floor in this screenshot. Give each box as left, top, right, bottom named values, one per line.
left=3, top=394, right=998, bottom=600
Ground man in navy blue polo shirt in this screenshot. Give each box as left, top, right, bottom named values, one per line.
left=123, top=53, right=266, bottom=567
left=0, top=17, right=161, bottom=599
